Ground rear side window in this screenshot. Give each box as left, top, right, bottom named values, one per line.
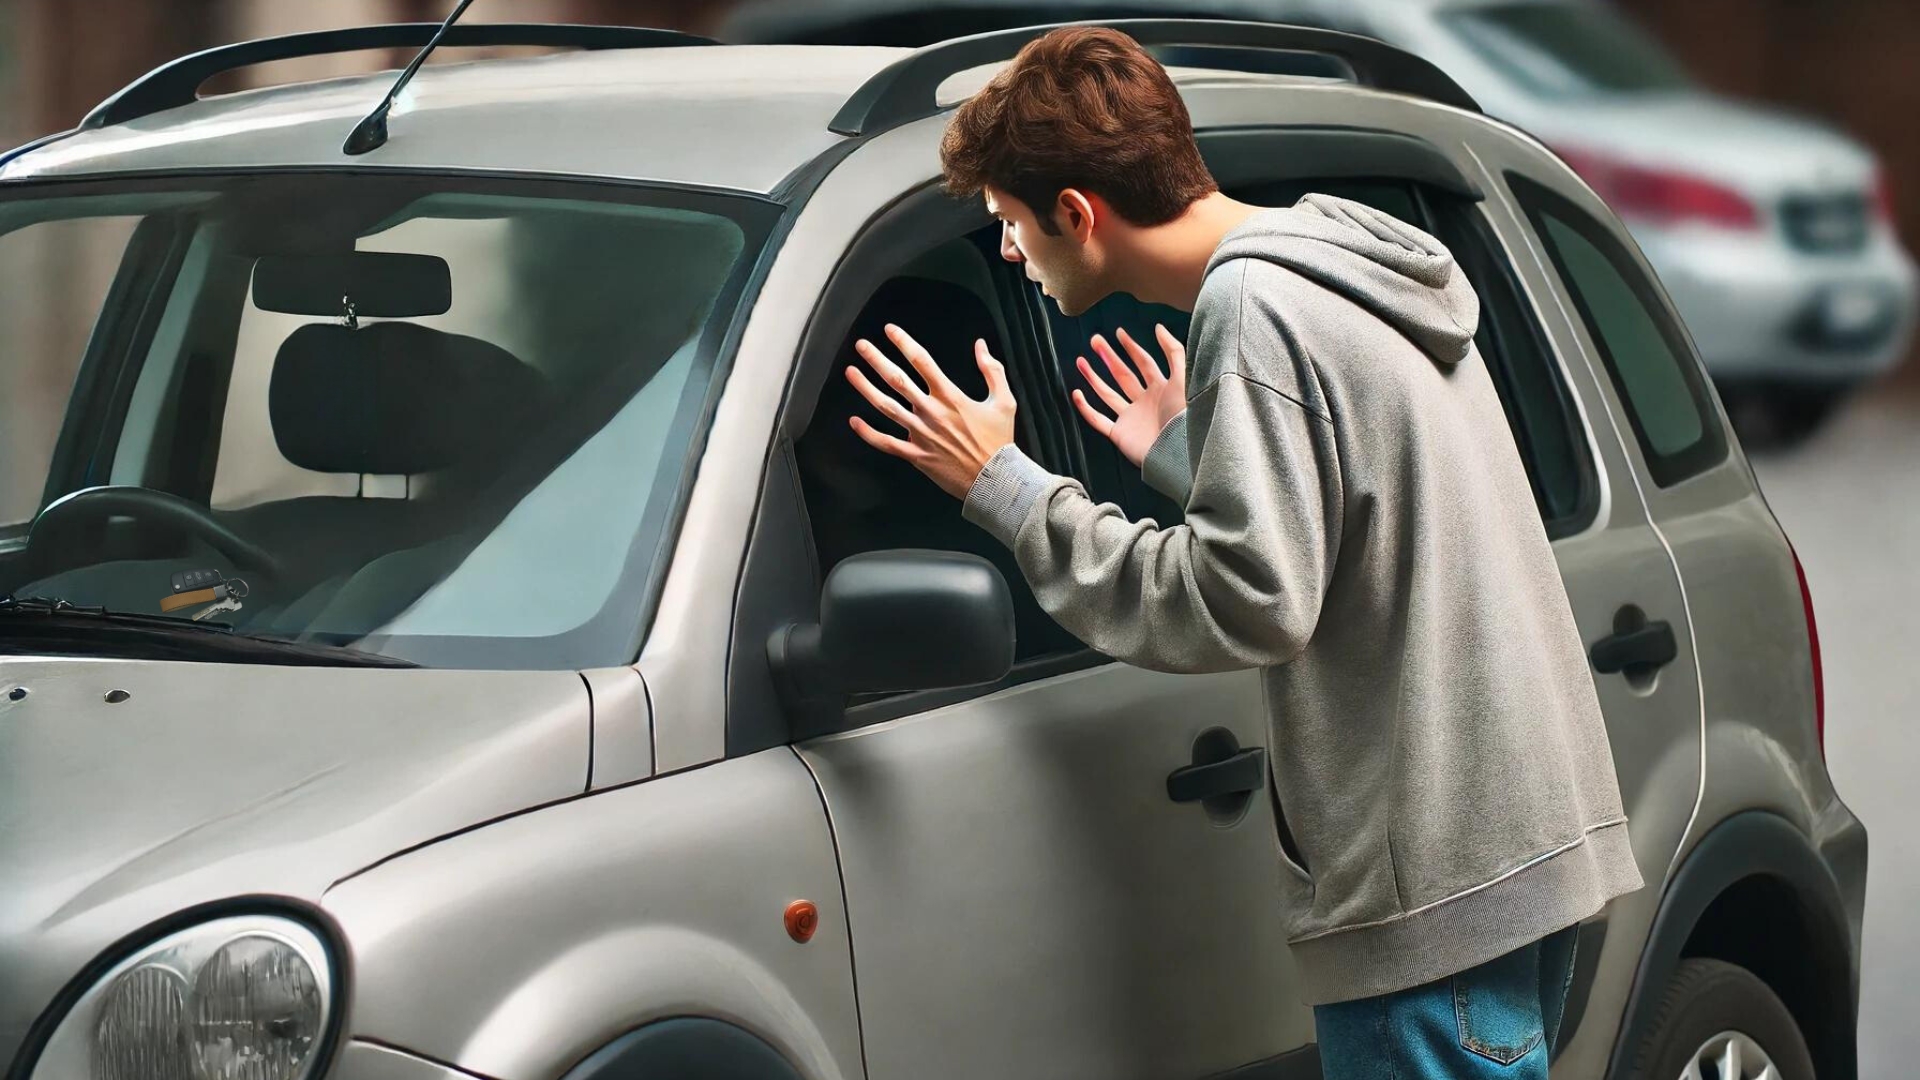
left=1510, top=174, right=1726, bottom=487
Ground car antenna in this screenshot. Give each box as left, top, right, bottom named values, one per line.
left=342, top=0, right=476, bottom=156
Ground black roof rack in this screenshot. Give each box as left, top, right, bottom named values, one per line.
left=82, top=23, right=717, bottom=131
left=829, top=19, right=1480, bottom=137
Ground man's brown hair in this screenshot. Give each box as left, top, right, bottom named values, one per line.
left=941, top=27, right=1219, bottom=234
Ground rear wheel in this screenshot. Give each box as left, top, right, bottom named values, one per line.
left=1627, top=959, right=1816, bottom=1080
left=1765, top=388, right=1844, bottom=446
left=1723, top=384, right=1845, bottom=449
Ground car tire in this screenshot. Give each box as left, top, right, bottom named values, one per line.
left=1626, top=958, right=1817, bottom=1080
left=1767, top=388, right=1844, bottom=446
left=1727, top=385, right=1843, bottom=450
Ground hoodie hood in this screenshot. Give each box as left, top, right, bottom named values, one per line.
left=1206, top=194, right=1480, bottom=367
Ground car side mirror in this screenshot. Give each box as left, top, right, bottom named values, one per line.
left=769, top=549, right=1015, bottom=725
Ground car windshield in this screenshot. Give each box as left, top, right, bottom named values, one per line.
left=0, top=174, right=777, bottom=669
left=1444, top=2, right=1694, bottom=97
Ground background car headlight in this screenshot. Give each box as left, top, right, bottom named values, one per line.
left=31, top=915, right=334, bottom=1080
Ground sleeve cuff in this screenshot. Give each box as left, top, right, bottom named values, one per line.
left=962, top=444, right=1054, bottom=548
left=1140, top=409, right=1192, bottom=503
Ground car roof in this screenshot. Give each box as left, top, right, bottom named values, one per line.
left=0, top=41, right=1448, bottom=196
left=0, top=46, right=907, bottom=195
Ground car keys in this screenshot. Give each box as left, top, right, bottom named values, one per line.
left=159, top=571, right=249, bottom=620
left=191, top=593, right=245, bottom=621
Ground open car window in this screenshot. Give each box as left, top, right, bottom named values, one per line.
left=0, top=175, right=778, bottom=669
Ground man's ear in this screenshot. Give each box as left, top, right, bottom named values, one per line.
left=1056, top=188, right=1099, bottom=243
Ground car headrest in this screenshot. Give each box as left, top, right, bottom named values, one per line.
left=269, top=321, right=549, bottom=475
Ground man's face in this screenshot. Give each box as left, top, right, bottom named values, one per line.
left=985, top=185, right=1105, bottom=317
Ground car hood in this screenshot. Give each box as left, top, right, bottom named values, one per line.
left=1506, top=91, right=1879, bottom=195
left=0, top=657, right=589, bottom=1070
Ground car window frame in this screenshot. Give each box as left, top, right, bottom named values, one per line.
left=1506, top=171, right=1729, bottom=489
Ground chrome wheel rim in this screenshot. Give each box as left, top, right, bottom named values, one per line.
left=1681, top=1030, right=1781, bottom=1080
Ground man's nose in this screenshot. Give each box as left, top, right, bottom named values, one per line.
left=1000, top=225, right=1023, bottom=264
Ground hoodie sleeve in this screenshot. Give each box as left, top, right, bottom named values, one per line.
left=1140, top=409, right=1192, bottom=504
left=962, top=351, right=1343, bottom=674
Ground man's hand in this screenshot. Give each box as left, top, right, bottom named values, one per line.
left=1071, top=324, right=1186, bottom=468
left=847, top=323, right=1018, bottom=500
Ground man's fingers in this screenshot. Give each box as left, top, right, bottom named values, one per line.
left=1076, top=356, right=1129, bottom=413
left=976, top=339, right=1013, bottom=403
left=1156, top=322, right=1186, bottom=383
left=885, top=323, right=961, bottom=401
left=1091, top=334, right=1146, bottom=401
left=845, top=365, right=923, bottom=433
left=854, top=338, right=928, bottom=402
left=1115, top=327, right=1163, bottom=386
left=1071, top=389, right=1116, bottom=438
left=849, top=415, right=918, bottom=460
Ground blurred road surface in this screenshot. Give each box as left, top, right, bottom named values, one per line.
left=1748, top=379, right=1919, bottom=1080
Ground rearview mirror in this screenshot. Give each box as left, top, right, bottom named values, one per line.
left=769, top=549, right=1015, bottom=723
left=252, top=251, right=452, bottom=318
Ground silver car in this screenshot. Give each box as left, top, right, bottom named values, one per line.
left=727, top=0, right=1920, bottom=443
left=0, top=18, right=1864, bottom=1080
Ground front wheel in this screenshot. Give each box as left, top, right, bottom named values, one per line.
left=1626, top=958, right=1816, bottom=1080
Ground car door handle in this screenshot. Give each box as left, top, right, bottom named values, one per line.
left=1167, top=747, right=1267, bottom=803
left=1589, top=621, right=1678, bottom=674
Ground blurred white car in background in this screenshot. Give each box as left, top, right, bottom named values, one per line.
left=728, top=0, right=1920, bottom=443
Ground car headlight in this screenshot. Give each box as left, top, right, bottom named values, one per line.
left=32, top=915, right=335, bottom=1080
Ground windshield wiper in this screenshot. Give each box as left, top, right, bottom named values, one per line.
left=0, top=595, right=416, bottom=668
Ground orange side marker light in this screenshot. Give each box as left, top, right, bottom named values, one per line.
left=785, top=900, right=819, bottom=944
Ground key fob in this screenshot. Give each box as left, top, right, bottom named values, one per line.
left=171, top=568, right=226, bottom=594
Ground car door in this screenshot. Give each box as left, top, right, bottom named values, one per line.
left=727, top=188, right=1312, bottom=1080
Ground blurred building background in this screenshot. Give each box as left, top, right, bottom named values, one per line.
left=1, top=0, right=1916, bottom=1073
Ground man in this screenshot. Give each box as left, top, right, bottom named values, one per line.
left=843, top=26, right=1643, bottom=1080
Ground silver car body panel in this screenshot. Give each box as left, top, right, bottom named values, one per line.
left=797, top=663, right=1314, bottom=1078
left=321, top=747, right=862, bottom=1080
left=0, top=659, right=588, bottom=1067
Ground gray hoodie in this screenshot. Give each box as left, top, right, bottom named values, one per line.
left=962, top=194, right=1643, bottom=1005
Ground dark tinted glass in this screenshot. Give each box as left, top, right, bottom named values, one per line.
left=1511, top=174, right=1726, bottom=486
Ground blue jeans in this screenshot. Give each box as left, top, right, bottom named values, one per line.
left=1313, top=926, right=1580, bottom=1080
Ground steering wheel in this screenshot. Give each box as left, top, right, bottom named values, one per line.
left=26, top=486, right=284, bottom=580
